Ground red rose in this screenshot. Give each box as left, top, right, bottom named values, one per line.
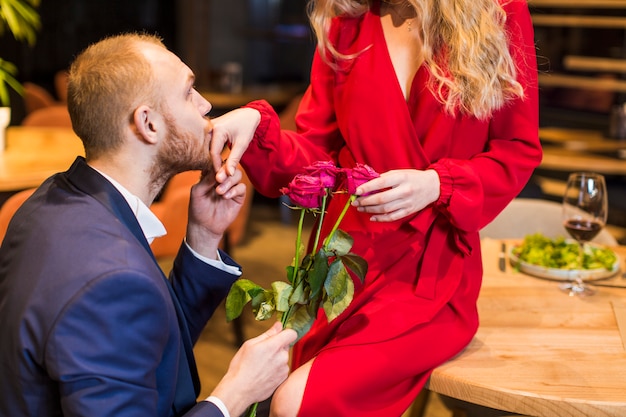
left=304, top=161, right=340, bottom=190
left=343, top=163, right=380, bottom=194
left=280, top=174, right=327, bottom=209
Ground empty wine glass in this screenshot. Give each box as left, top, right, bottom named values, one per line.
left=561, top=172, right=608, bottom=296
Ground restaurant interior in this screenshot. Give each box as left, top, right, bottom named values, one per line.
left=1, top=0, right=625, bottom=416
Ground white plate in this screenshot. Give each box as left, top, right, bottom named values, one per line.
left=509, top=247, right=620, bottom=282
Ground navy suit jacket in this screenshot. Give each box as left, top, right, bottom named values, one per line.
left=0, top=157, right=239, bottom=417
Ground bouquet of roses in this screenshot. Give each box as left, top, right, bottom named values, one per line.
left=225, top=161, right=379, bottom=340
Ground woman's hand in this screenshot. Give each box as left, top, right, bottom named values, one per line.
left=210, top=107, right=261, bottom=182
left=352, top=169, right=440, bottom=222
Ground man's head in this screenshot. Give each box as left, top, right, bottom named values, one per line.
left=67, top=33, right=214, bottom=180
left=67, top=33, right=163, bottom=159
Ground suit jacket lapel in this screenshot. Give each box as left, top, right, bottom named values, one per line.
left=63, top=157, right=151, bottom=251
left=64, top=157, right=201, bottom=413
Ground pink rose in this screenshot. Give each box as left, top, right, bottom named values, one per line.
left=343, top=163, right=380, bottom=194
left=304, top=161, right=340, bottom=190
left=280, top=174, right=327, bottom=209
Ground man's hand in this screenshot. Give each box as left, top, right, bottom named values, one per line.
left=185, top=167, right=246, bottom=259
left=211, top=322, right=297, bottom=417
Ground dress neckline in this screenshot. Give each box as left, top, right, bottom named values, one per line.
left=373, top=0, right=423, bottom=104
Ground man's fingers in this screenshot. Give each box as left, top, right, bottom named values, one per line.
left=259, top=321, right=283, bottom=339
left=251, top=322, right=297, bottom=348
left=275, top=328, right=298, bottom=349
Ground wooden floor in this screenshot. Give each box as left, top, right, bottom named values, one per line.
left=158, top=202, right=453, bottom=417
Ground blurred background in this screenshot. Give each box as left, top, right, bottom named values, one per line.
left=1, top=0, right=315, bottom=123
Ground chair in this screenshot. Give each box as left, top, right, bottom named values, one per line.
left=54, top=70, right=69, bottom=103
left=22, top=82, right=58, bottom=114
left=480, top=198, right=618, bottom=245
left=21, top=105, right=72, bottom=128
left=149, top=171, right=199, bottom=258
left=0, top=188, right=36, bottom=244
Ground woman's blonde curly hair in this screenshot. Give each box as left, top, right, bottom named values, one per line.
left=307, top=0, right=525, bottom=120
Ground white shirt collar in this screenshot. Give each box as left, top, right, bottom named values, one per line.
left=91, top=168, right=167, bottom=244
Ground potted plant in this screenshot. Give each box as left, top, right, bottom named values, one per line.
left=0, top=0, right=40, bottom=148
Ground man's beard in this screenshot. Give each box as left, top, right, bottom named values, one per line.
left=151, top=114, right=212, bottom=188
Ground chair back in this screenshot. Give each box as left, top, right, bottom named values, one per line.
left=0, top=189, right=37, bottom=244
left=150, top=171, right=199, bottom=258
left=480, top=198, right=618, bottom=245
left=54, top=70, right=69, bottom=103
left=21, top=105, right=72, bottom=128
left=23, top=82, right=58, bottom=114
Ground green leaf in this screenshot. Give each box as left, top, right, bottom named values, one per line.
left=285, top=265, right=295, bottom=283
left=322, top=271, right=355, bottom=322
left=250, top=290, right=268, bottom=311
left=0, top=58, right=22, bottom=106
left=0, top=0, right=41, bottom=45
left=325, top=229, right=353, bottom=256
left=255, top=301, right=276, bottom=321
left=271, top=281, right=293, bottom=312
left=307, top=295, right=321, bottom=319
left=340, top=253, right=368, bottom=283
left=308, top=249, right=329, bottom=300
left=0, top=0, right=40, bottom=106
left=284, top=304, right=315, bottom=341
left=324, top=259, right=350, bottom=300
left=289, top=279, right=307, bottom=305
left=225, top=279, right=264, bottom=322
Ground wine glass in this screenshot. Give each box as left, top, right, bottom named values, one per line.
left=561, top=172, right=608, bottom=296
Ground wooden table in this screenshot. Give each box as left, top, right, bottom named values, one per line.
left=0, top=126, right=84, bottom=192
left=539, top=127, right=626, bottom=176
left=426, top=238, right=626, bottom=417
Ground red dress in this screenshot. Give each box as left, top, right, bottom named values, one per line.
left=240, top=1, right=541, bottom=415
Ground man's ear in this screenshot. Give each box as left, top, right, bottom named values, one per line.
left=133, top=105, right=159, bottom=145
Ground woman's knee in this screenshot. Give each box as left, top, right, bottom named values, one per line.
left=270, top=360, right=312, bottom=417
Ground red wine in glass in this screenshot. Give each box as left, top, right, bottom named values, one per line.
left=563, top=219, right=602, bottom=243
left=561, top=172, right=608, bottom=296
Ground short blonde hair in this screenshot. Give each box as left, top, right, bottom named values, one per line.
left=67, top=33, right=165, bottom=159
left=308, top=0, right=525, bottom=119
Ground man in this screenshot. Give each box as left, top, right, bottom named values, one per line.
left=0, top=33, right=296, bottom=417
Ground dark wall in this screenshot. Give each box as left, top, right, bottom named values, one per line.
left=2, top=0, right=314, bottom=123
left=1, top=0, right=176, bottom=122
left=530, top=5, right=626, bottom=130
left=22, top=0, right=176, bottom=84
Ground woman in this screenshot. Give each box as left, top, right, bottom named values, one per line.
left=212, top=0, right=542, bottom=415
